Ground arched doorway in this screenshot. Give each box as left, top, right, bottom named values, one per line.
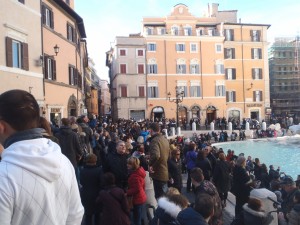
left=191, top=106, right=201, bottom=119
left=151, top=106, right=165, bottom=122
left=206, top=105, right=216, bottom=123
left=179, top=106, right=187, bottom=127
left=68, top=95, right=77, bottom=117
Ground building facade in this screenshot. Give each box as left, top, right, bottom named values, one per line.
left=269, top=36, right=300, bottom=119
left=107, top=36, right=146, bottom=121
left=142, top=3, right=270, bottom=126
left=99, top=79, right=111, bottom=117
left=0, top=0, right=44, bottom=110
left=42, top=0, right=87, bottom=125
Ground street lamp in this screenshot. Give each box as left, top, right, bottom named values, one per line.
left=168, top=87, right=184, bottom=128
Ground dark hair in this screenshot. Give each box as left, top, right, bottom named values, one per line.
left=194, top=193, right=214, bottom=219
left=248, top=197, right=262, bottom=211
left=149, top=122, right=160, bottom=132
left=61, top=118, right=70, bottom=126
left=103, top=172, right=116, bottom=186
left=0, top=89, right=40, bottom=131
left=190, top=167, right=204, bottom=183
left=85, top=153, right=97, bottom=165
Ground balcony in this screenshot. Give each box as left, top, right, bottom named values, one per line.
left=143, top=27, right=221, bottom=37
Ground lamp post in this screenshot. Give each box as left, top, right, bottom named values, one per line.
left=168, top=87, right=184, bottom=128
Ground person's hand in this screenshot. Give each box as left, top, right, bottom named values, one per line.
left=149, top=166, right=155, bottom=174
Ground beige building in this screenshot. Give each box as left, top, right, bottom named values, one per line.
left=143, top=3, right=270, bottom=126
left=42, top=0, right=87, bottom=125
left=0, top=0, right=44, bottom=108
left=99, top=79, right=111, bottom=117
left=107, top=35, right=147, bottom=121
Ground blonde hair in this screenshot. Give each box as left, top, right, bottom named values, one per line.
left=127, top=157, right=140, bottom=170
left=166, top=187, right=180, bottom=196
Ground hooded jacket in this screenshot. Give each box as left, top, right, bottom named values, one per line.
left=150, top=197, right=182, bottom=225
left=127, top=167, right=147, bottom=205
left=0, top=137, right=84, bottom=225
left=242, top=203, right=273, bottom=225
left=177, top=207, right=208, bottom=225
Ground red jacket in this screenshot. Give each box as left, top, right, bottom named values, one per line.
left=127, top=167, right=147, bottom=205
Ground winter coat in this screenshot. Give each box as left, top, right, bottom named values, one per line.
left=242, top=204, right=273, bottom=225
left=80, top=165, right=103, bottom=214
left=232, top=165, right=251, bottom=199
left=150, top=197, right=182, bottom=225
left=185, top=150, right=197, bottom=170
left=55, top=126, right=83, bottom=168
left=104, top=150, right=128, bottom=190
left=194, top=180, right=223, bottom=225
left=127, top=167, right=147, bottom=205
left=168, top=158, right=183, bottom=192
left=96, top=186, right=130, bottom=225
left=148, top=133, right=170, bottom=182
left=196, top=158, right=212, bottom=181
left=177, top=207, right=209, bottom=225
left=213, top=160, right=231, bottom=193
left=287, top=203, right=300, bottom=225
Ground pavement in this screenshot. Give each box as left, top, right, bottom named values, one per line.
left=181, top=173, right=235, bottom=225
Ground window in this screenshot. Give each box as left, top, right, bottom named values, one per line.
left=147, top=27, right=153, bottom=35
left=190, top=64, right=200, bottom=74
left=137, top=49, right=144, bottom=56
left=224, top=48, right=235, bottom=59
left=184, top=27, right=192, bottom=36
left=216, top=85, right=226, bottom=97
left=120, top=64, right=127, bottom=73
left=190, top=43, right=198, bottom=53
left=226, top=68, right=236, bottom=80
left=148, top=64, right=158, bottom=74
left=67, top=24, right=75, bottom=42
left=158, top=28, right=166, bottom=35
left=176, top=64, right=186, bottom=74
left=171, top=26, right=179, bottom=35
left=44, top=56, right=56, bottom=80
left=119, top=49, right=126, bottom=56
left=190, top=86, right=201, bottom=97
left=251, top=30, right=261, bottom=42
left=252, top=68, right=263, bottom=79
left=18, top=0, right=25, bottom=4
left=216, top=44, right=222, bottom=53
left=138, top=64, right=144, bottom=74
left=6, top=37, right=29, bottom=70
left=176, top=43, right=185, bottom=52
left=148, top=86, right=158, bottom=98
left=69, top=66, right=77, bottom=85
left=196, top=29, right=204, bottom=36
left=215, top=63, right=224, bottom=74
left=147, top=43, right=156, bottom=52
left=225, top=29, right=234, bottom=41
left=42, top=5, right=54, bottom=29
left=120, top=86, right=127, bottom=97
left=177, top=86, right=187, bottom=97
left=251, top=48, right=262, bottom=59
left=138, top=86, right=145, bottom=97
left=253, top=91, right=262, bottom=102
left=226, top=91, right=236, bottom=102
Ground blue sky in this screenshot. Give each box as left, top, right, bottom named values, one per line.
left=75, top=0, right=300, bottom=80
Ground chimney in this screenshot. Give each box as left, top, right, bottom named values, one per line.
left=211, top=3, right=219, bottom=17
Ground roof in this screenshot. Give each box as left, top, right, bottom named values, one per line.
left=52, top=0, right=87, bottom=38
left=224, top=22, right=271, bottom=29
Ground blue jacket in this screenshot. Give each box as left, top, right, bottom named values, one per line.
left=177, top=207, right=208, bottom=225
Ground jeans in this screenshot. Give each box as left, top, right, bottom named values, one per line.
left=153, top=179, right=168, bottom=199
left=132, top=204, right=143, bottom=225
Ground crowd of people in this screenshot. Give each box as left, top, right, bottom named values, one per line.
left=0, top=89, right=299, bottom=225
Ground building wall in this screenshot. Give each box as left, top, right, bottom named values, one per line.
left=0, top=0, right=43, bottom=102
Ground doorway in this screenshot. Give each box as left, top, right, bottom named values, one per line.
left=206, top=106, right=216, bottom=123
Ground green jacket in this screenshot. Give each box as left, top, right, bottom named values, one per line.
left=148, top=133, right=170, bottom=182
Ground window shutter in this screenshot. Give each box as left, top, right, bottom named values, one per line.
left=50, top=10, right=54, bottom=29
left=252, top=69, right=255, bottom=79
left=226, top=91, right=229, bottom=102
left=182, top=65, right=186, bottom=73
left=232, top=48, right=235, bottom=59
left=198, top=86, right=201, bottom=97
left=138, top=64, right=144, bottom=74
left=233, top=91, right=236, bottom=102
left=190, top=65, right=192, bottom=74
left=69, top=66, right=72, bottom=85
left=147, top=87, right=151, bottom=97
left=231, top=29, right=234, bottom=41
left=175, top=44, right=178, bottom=51
left=44, top=56, right=48, bottom=78
left=6, top=37, right=13, bottom=67
left=196, top=65, right=199, bottom=74
left=258, top=30, right=261, bottom=41
left=221, top=65, right=224, bottom=74
left=251, top=49, right=254, bottom=59
left=176, top=65, right=179, bottom=74
left=156, top=87, right=159, bottom=98
left=259, top=49, right=262, bottom=59
left=42, top=5, right=46, bottom=25
left=73, top=29, right=77, bottom=43
left=74, top=69, right=78, bottom=85
left=250, top=30, right=253, bottom=41
left=67, top=24, right=70, bottom=40
left=53, top=59, right=56, bottom=80
left=232, top=69, right=236, bottom=79
left=154, top=64, right=157, bottom=74
left=21, top=42, right=29, bottom=71
left=260, top=91, right=263, bottom=101
left=184, top=86, right=187, bottom=97
left=224, top=49, right=227, bottom=59
left=225, top=69, right=228, bottom=79
left=253, top=91, right=255, bottom=101
left=259, top=69, right=263, bottom=79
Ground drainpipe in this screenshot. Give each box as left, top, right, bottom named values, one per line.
left=200, top=40, right=203, bottom=100
left=164, top=40, right=168, bottom=119
left=40, top=0, right=45, bottom=105
left=241, top=25, right=246, bottom=113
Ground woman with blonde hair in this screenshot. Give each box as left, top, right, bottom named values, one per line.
left=127, top=157, right=147, bottom=225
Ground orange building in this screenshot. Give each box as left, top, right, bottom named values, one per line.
left=143, top=3, right=270, bottom=126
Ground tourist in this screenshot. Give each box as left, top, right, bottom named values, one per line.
left=168, top=149, right=183, bottom=193
left=126, top=157, right=147, bottom=225
left=177, top=193, right=215, bottom=225
left=0, top=89, right=84, bottom=224
left=195, top=150, right=212, bottom=181
left=185, top=141, right=198, bottom=192
left=148, top=122, right=170, bottom=199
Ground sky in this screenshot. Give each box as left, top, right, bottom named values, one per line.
left=75, top=0, right=300, bottom=81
